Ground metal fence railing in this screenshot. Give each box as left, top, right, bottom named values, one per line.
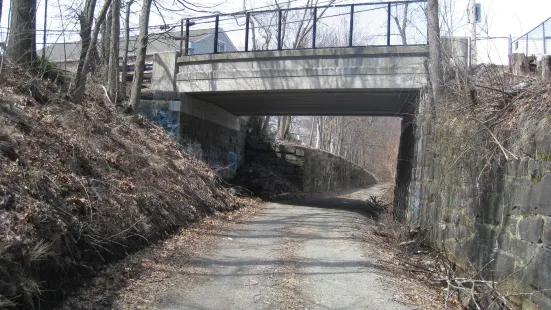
left=180, top=0, right=428, bottom=56
left=511, top=17, right=551, bottom=56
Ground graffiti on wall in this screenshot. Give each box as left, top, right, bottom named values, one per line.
left=154, top=107, right=179, bottom=138
left=410, top=183, right=421, bottom=215
left=228, top=152, right=238, bottom=173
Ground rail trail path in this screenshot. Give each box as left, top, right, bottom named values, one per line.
left=61, top=184, right=438, bottom=309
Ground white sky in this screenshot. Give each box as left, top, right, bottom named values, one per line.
left=1, top=0, right=550, bottom=64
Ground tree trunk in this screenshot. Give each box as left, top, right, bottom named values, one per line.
left=338, top=116, right=345, bottom=156
left=74, top=0, right=96, bottom=95
left=277, top=116, right=288, bottom=139
left=315, top=116, right=324, bottom=149
left=42, top=0, right=47, bottom=61
left=427, top=0, right=443, bottom=104
left=73, top=0, right=112, bottom=104
left=120, top=0, right=134, bottom=100
left=0, top=0, right=3, bottom=33
left=100, top=7, right=112, bottom=81
left=261, top=116, right=271, bottom=136
left=6, top=0, right=37, bottom=68
left=107, top=0, right=120, bottom=102
left=509, top=53, right=530, bottom=76
left=392, top=3, right=408, bottom=45
left=542, top=55, right=551, bottom=79
left=309, top=117, right=315, bottom=146
left=130, top=0, right=153, bottom=112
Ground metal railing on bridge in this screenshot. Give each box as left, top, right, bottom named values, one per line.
left=511, top=17, right=551, bottom=56
left=179, top=0, right=428, bottom=56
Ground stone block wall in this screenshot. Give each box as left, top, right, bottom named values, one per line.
left=245, top=142, right=377, bottom=192
left=180, top=113, right=248, bottom=176
left=408, top=99, right=551, bottom=309
left=245, top=142, right=305, bottom=189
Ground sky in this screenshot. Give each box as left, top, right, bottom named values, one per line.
left=0, top=0, right=550, bottom=64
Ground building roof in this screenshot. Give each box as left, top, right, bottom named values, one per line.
left=41, top=28, right=215, bottom=62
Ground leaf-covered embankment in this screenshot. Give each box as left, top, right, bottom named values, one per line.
left=0, top=66, right=246, bottom=308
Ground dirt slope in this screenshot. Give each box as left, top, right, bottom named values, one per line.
left=0, top=67, right=245, bottom=308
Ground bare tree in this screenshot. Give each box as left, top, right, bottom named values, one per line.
left=101, top=8, right=112, bottom=75
left=392, top=2, right=409, bottom=45
left=261, top=116, right=271, bottom=136
left=129, top=0, right=154, bottom=112
left=120, top=0, right=135, bottom=100
left=427, top=0, right=443, bottom=103
left=74, top=0, right=96, bottom=84
left=0, top=0, right=3, bottom=32
left=73, top=0, right=113, bottom=104
left=6, top=0, right=37, bottom=67
left=107, top=0, right=121, bottom=101
left=41, top=0, right=48, bottom=61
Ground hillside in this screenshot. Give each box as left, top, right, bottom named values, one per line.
left=0, top=66, right=246, bottom=308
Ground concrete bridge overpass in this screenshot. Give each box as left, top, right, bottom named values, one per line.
left=142, top=0, right=467, bottom=197
left=144, top=40, right=466, bottom=178
left=151, top=45, right=428, bottom=116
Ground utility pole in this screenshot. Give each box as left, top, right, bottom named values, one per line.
left=469, top=0, right=477, bottom=67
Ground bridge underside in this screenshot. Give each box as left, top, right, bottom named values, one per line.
left=190, top=89, right=418, bottom=116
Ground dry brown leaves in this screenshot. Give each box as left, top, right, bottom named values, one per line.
left=0, top=65, right=252, bottom=308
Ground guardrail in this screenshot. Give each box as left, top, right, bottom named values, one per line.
left=179, top=0, right=428, bottom=55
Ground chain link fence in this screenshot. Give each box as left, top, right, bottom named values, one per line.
left=511, top=17, right=551, bottom=56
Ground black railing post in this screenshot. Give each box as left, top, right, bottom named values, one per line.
left=312, top=7, right=317, bottom=49
left=349, top=5, right=354, bottom=47
left=245, top=13, right=250, bottom=52
left=180, top=19, right=184, bottom=55
left=387, top=3, right=391, bottom=46
left=214, top=15, right=220, bottom=53
left=543, top=23, right=547, bottom=54
left=185, top=19, right=191, bottom=55
left=278, top=10, right=283, bottom=50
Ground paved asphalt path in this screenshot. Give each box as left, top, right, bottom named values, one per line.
left=151, top=184, right=412, bottom=310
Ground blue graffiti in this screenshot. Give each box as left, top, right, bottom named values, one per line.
left=410, top=185, right=421, bottom=215
left=228, top=152, right=238, bottom=173
left=154, top=107, right=179, bottom=138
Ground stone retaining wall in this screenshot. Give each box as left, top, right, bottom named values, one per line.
left=408, top=97, right=551, bottom=309
left=245, top=142, right=377, bottom=192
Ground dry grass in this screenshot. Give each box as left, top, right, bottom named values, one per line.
left=0, top=65, right=249, bottom=308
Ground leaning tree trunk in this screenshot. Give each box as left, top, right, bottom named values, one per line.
left=130, top=0, right=153, bottom=112
left=107, top=0, right=120, bottom=102
left=6, top=0, right=37, bottom=68
left=73, top=0, right=112, bottom=104
left=74, top=0, right=96, bottom=83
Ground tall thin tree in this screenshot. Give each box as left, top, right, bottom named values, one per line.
left=120, top=0, right=135, bottom=100
left=427, top=0, right=443, bottom=103
left=73, top=0, right=113, bottom=103
left=129, top=0, right=153, bottom=112
left=107, top=0, right=121, bottom=101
